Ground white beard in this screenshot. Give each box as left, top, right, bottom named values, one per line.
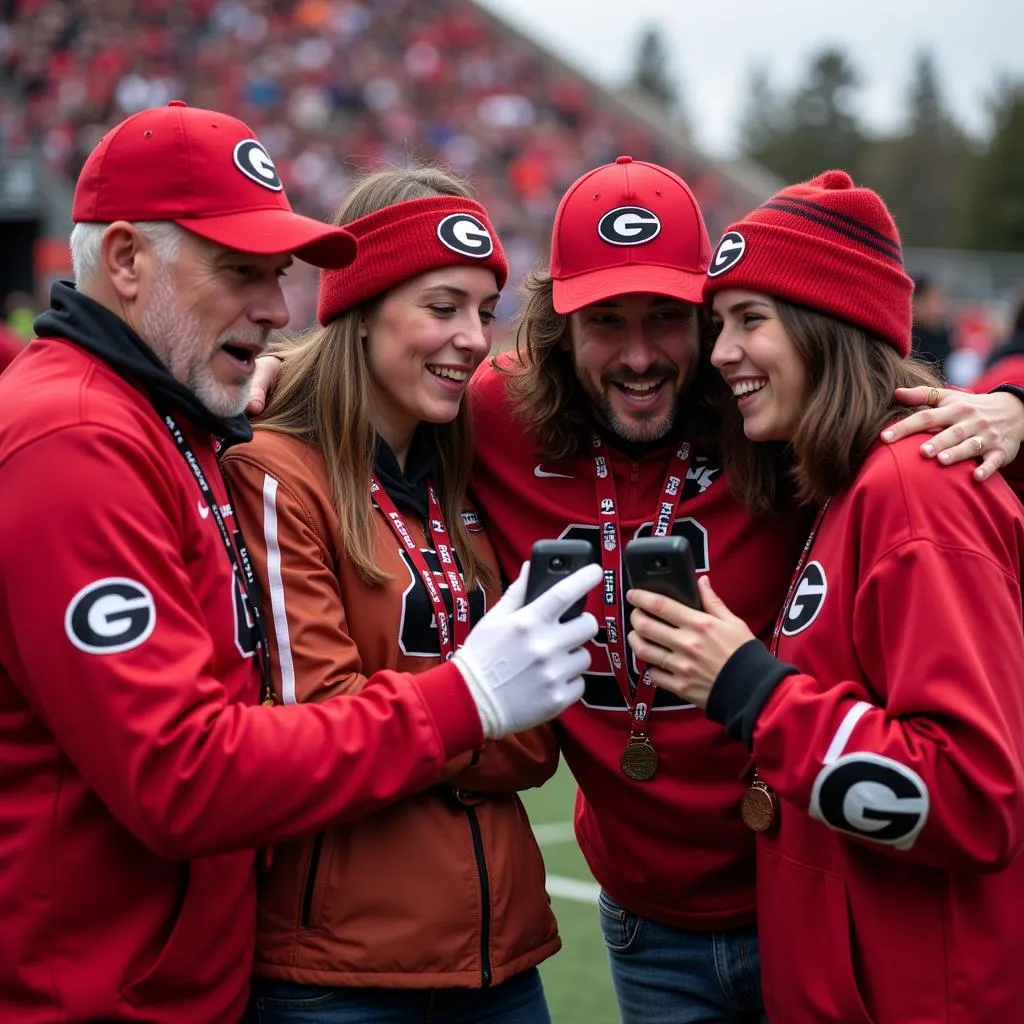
left=139, top=269, right=256, bottom=419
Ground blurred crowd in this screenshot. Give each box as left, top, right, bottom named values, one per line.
left=1, top=0, right=740, bottom=325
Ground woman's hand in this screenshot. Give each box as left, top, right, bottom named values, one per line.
left=883, top=386, right=1024, bottom=482
left=627, top=577, right=755, bottom=710
left=246, top=354, right=284, bottom=415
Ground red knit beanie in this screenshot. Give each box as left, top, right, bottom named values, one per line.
left=703, top=170, right=913, bottom=357
left=317, top=195, right=509, bottom=325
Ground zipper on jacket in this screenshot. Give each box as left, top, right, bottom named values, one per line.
left=300, top=831, right=326, bottom=928
left=465, top=806, right=493, bottom=987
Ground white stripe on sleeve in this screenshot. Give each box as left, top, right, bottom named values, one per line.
left=822, top=700, right=872, bottom=765
left=262, top=474, right=297, bottom=706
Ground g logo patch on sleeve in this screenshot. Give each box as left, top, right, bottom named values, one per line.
left=810, top=752, right=929, bottom=850
left=65, top=578, right=157, bottom=654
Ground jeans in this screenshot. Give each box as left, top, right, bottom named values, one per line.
left=246, top=967, right=551, bottom=1024
left=598, top=889, right=767, bottom=1024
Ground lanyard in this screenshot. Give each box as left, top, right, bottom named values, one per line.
left=371, top=477, right=471, bottom=661
left=161, top=413, right=273, bottom=704
left=592, top=433, right=692, bottom=735
left=769, top=499, right=831, bottom=656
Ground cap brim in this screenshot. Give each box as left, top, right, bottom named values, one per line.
left=176, top=208, right=357, bottom=269
left=552, top=264, right=706, bottom=314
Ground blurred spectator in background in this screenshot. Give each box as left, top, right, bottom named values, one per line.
left=0, top=0, right=751, bottom=330
left=973, top=291, right=1024, bottom=392
left=0, top=322, right=24, bottom=374
left=911, top=274, right=953, bottom=377
left=4, top=292, right=37, bottom=341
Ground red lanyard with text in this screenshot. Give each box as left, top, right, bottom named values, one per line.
left=162, top=413, right=273, bottom=705
left=371, top=477, right=470, bottom=661
left=743, top=498, right=832, bottom=831
left=591, top=433, right=692, bottom=780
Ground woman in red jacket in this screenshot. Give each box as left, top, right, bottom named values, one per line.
left=627, top=171, right=1024, bottom=1023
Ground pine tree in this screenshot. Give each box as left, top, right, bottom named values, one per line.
left=629, top=25, right=686, bottom=130
left=963, top=79, right=1024, bottom=251
left=740, top=48, right=867, bottom=183
left=869, top=51, right=969, bottom=247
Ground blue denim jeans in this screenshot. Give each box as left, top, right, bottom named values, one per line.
left=598, top=890, right=767, bottom=1024
left=246, top=967, right=550, bottom=1024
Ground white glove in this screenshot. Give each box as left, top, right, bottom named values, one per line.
left=453, top=561, right=601, bottom=738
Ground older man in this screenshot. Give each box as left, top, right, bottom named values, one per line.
left=0, top=102, right=600, bottom=1023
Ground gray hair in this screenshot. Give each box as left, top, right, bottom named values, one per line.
left=69, top=221, right=185, bottom=285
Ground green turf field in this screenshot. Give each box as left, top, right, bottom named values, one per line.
left=521, top=760, right=619, bottom=1024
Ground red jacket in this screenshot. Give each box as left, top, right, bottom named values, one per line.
left=971, top=354, right=1024, bottom=394
left=0, top=303, right=483, bottom=1023
left=711, top=437, right=1024, bottom=1022
left=469, top=358, right=805, bottom=929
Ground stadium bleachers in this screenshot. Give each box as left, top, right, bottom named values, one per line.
left=1, top=0, right=770, bottom=325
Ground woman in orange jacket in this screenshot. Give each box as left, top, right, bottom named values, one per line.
left=223, top=167, right=561, bottom=1023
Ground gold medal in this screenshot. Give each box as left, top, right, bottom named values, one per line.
left=741, top=774, right=777, bottom=832
left=620, top=733, right=658, bottom=781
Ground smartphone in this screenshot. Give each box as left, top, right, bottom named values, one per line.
left=624, top=536, right=703, bottom=610
left=525, top=539, right=598, bottom=621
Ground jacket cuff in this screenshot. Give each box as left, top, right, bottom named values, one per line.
left=706, top=639, right=798, bottom=749
left=990, top=384, right=1024, bottom=406
left=415, top=660, right=486, bottom=760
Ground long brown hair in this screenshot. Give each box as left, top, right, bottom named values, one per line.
left=255, top=167, right=490, bottom=587
left=715, top=298, right=942, bottom=514
left=500, top=268, right=592, bottom=460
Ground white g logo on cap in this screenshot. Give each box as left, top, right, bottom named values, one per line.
left=597, top=206, right=662, bottom=246
left=437, top=213, right=494, bottom=258
left=233, top=139, right=283, bottom=192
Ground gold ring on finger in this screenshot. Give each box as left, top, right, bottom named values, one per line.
left=971, top=436, right=984, bottom=455
left=927, top=387, right=941, bottom=408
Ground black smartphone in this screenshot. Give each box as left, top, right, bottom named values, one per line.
left=525, top=539, right=598, bottom=621
left=624, top=536, right=703, bottom=610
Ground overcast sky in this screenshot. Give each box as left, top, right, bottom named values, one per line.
left=479, top=0, right=1024, bottom=158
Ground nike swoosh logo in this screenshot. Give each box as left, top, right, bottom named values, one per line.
left=197, top=501, right=210, bottom=519
left=534, top=465, right=574, bottom=479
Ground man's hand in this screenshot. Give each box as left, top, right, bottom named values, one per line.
left=247, top=354, right=284, bottom=416
left=883, top=386, right=1024, bottom=482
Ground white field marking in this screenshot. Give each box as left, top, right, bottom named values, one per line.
left=532, top=821, right=577, bottom=846
left=546, top=875, right=600, bottom=903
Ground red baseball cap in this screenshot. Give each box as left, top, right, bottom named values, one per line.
left=72, top=101, right=356, bottom=269
left=550, top=155, right=711, bottom=314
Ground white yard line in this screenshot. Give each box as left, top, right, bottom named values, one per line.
left=546, top=875, right=600, bottom=903
left=533, top=819, right=600, bottom=903
left=532, top=820, right=577, bottom=846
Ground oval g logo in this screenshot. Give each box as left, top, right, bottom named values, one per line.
left=597, top=206, right=661, bottom=246
left=810, top=753, right=929, bottom=850
left=707, top=230, right=746, bottom=277
left=436, top=214, right=494, bottom=258
left=781, top=560, right=826, bottom=636
left=233, top=139, right=283, bottom=191
left=65, top=577, right=156, bottom=654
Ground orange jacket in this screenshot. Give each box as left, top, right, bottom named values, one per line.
left=222, top=430, right=559, bottom=989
